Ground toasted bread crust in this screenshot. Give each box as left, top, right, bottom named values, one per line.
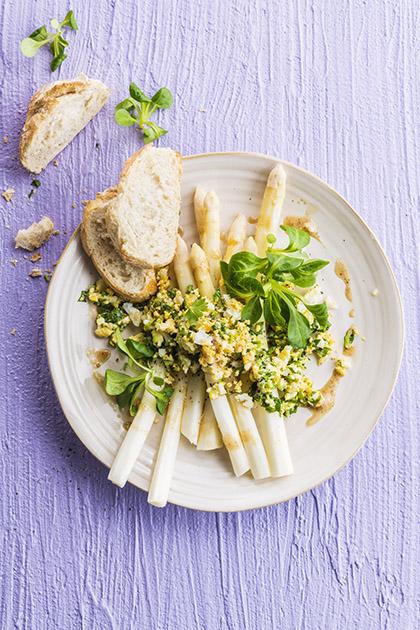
left=105, top=146, right=183, bottom=268
left=20, top=76, right=109, bottom=173
left=81, top=188, right=157, bottom=303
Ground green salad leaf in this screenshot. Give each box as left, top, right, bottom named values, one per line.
left=115, top=82, right=173, bottom=144
left=104, top=330, right=172, bottom=416
left=221, top=226, right=330, bottom=347
left=20, top=10, right=78, bottom=71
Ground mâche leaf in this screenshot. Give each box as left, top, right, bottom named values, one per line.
left=115, top=83, right=173, bottom=144
left=20, top=10, right=78, bottom=71
left=281, top=224, right=311, bottom=252
left=129, top=82, right=151, bottom=103
left=221, top=225, right=331, bottom=347
left=151, top=87, right=173, bottom=109
left=114, top=108, right=137, bottom=126
left=304, top=302, right=330, bottom=329
left=125, top=338, right=155, bottom=359
left=241, top=296, right=262, bottom=324
left=104, top=370, right=142, bottom=396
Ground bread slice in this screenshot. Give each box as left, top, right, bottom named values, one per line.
left=81, top=188, right=157, bottom=303
left=15, top=216, right=54, bottom=251
left=106, top=146, right=182, bottom=268
left=20, top=74, right=110, bottom=173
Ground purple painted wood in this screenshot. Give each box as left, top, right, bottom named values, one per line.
left=0, top=1, right=418, bottom=628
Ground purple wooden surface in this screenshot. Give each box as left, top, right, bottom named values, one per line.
left=0, top=1, right=418, bottom=628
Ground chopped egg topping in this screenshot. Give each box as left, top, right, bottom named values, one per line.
left=85, top=270, right=336, bottom=415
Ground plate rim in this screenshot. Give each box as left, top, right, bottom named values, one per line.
left=44, top=151, right=405, bottom=512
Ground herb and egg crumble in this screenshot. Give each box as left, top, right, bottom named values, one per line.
left=79, top=226, right=353, bottom=423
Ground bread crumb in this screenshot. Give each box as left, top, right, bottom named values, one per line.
left=29, top=268, right=42, bottom=278
left=2, top=188, right=15, bottom=202
left=53, top=160, right=59, bottom=167
left=10, top=259, right=18, bottom=266
left=198, top=107, right=207, bottom=113
left=3, top=135, right=9, bottom=144
left=30, top=252, right=42, bottom=262
left=71, top=202, right=76, bottom=209
left=178, top=225, right=184, bottom=236
left=15, top=216, right=54, bottom=251
left=247, top=216, right=258, bottom=224
left=371, top=288, right=379, bottom=297
left=52, top=229, right=60, bottom=235
left=10, top=328, right=16, bottom=335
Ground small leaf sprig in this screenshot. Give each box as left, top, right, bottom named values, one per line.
left=115, top=83, right=173, bottom=143
left=104, top=329, right=173, bottom=416
left=20, top=10, right=78, bottom=71
left=220, top=225, right=330, bottom=348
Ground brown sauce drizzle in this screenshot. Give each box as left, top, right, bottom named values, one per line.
left=87, top=348, right=111, bottom=369
left=306, top=371, right=343, bottom=426
left=284, top=214, right=321, bottom=241
left=335, top=260, right=352, bottom=301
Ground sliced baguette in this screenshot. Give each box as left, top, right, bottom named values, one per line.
left=81, top=188, right=157, bottom=303
left=20, top=74, right=110, bottom=174
left=106, top=146, right=182, bottom=268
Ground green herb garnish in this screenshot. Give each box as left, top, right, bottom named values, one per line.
left=186, top=297, right=207, bottom=322
left=221, top=225, right=330, bottom=348
left=78, top=289, right=89, bottom=302
left=104, top=329, right=173, bottom=416
left=20, top=10, right=78, bottom=71
left=343, top=326, right=358, bottom=350
left=31, top=179, right=41, bottom=188
left=114, top=83, right=173, bottom=144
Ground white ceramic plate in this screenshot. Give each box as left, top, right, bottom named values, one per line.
left=45, top=152, right=404, bottom=511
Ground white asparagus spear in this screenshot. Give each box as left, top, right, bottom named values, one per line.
left=253, top=406, right=293, bottom=477
left=174, top=236, right=196, bottom=294
left=182, top=373, right=206, bottom=445
left=197, top=398, right=223, bottom=450
left=108, top=372, right=163, bottom=487
left=202, top=191, right=221, bottom=284
left=223, top=214, right=247, bottom=262
left=222, top=236, right=271, bottom=480
left=255, top=164, right=287, bottom=256
left=194, top=186, right=207, bottom=242
left=190, top=243, right=216, bottom=299
left=229, top=397, right=270, bottom=480
left=174, top=236, right=214, bottom=446
left=147, top=376, right=187, bottom=507
left=253, top=165, right=294, bottom=477
left=189, top=243, right=250, bottom=476
left=244, top=235, right=258, bottom=254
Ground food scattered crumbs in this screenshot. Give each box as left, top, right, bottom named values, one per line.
left=71, top=202, right=77, bottom=209
left=10, top=328, right=16, bottom=336
left=10, top=259, right=18, bottom=267
left=30, top=252, right=42, bottom=262
left=3, top=136, right=9, bottom=144
left=53, top=160, right=59, bottom=167
left=371, top=288, right=379, bottom=297
left=2, top=188, right=15, bottom=202
left=15, top=216, right=54, bottom=251
left=343, top=326, right=358, bottom=351
left=29, top=268, right=42, bottom=278
left=53, top=229, right=60, bottom=235
left=335, top=356, right=351, bottom=376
